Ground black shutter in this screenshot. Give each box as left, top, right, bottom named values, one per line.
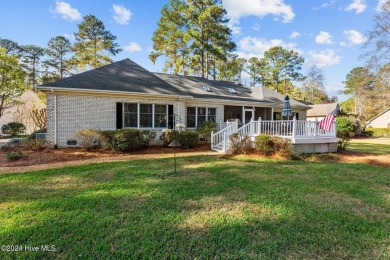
left=168, top=105, right=174, bottom=129
left=116, top=103, right=123, bottom=129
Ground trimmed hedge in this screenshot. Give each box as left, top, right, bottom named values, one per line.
left=160, top=131, right=199, bottom=149
left=365, top=128, right=390, bottom=137
left=100, top=129, right=157, bottom=152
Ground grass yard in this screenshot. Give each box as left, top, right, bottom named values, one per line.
left=348, top=138, right=390, bottom=155
left=0, top=155, right=389, bottom=259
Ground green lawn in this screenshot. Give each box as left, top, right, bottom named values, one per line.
left=0, top=155, right=389, bottom=259
left=348, top=141, right=390, bottom=155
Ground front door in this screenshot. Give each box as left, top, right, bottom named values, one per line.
left=244, top=109, right=254, bottom=124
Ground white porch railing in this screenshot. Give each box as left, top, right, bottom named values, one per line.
left=211, top=117, right=337, bottom=153
left=211, top=120, right=239, bottom=151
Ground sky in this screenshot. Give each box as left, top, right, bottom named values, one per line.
left=0, top=0, right=385, bottom=101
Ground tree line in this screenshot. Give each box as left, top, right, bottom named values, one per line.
left=342, top=0, right=390, bottom=122
left=150, top=0, right=335, bottom=103
left=0, top=15, right=121, bottom=118
left=2, top=0, right=340, bottom=120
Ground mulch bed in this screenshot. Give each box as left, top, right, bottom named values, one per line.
left=0, top=144, right=215, bottom=174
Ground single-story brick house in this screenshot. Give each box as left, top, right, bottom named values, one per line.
left=36, top=59, right=338, bottom=152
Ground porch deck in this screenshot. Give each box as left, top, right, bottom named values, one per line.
left=211, top=118, right=338, bottom=153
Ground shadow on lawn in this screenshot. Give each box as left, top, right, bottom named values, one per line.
left=0, top=155, right=389, bottom=259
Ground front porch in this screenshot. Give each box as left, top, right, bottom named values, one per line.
left=211, top=118, right=338, bottom=154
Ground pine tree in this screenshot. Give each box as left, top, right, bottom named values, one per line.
left=246, top=57, right=268, bottom=87
left=44, top=36, right=72, bottom=80
left=263, top=46, right=304, bottom=93
left=21, top=45, right=45, bottom=86
left=0, top=38, right=21, bottom=55
left=71, top=15, right=121, bottom=69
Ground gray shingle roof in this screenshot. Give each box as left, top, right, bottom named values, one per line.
left=39, top=58, right=309, bottom=109
left=154, top=73, right=273, bottom=104
left=40, top=59, right=186, bottom=96
left=261, top=87, right=309, bottom=109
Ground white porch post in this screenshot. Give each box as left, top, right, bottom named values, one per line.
left=211, top=131, right=214, bottom=149
left=258, top=117, right=261, bottom=135
left=292, top=115, right=297, bottom=139
left=314, top=118, right=318, bottom=137
left=242, top=106, right=244, bottom=124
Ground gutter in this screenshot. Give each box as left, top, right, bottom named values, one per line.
left=36, top=86, right=193, bottom=100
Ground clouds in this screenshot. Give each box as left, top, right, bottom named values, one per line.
left=113, top=4, right=132, bottom=25
left=289, top=31, right=301, bottom=39
left=224, top=0, right=295, bottom=23
left=51, top=1, right=81, bottom=21
left=306, top=49, right=341, bottom=68
left=344, top=30, right=367, bottom=44
left=238, top=36, right=298, bottom=56
left=224, top=0, right=295, bottom=34
left=315, top=31, right=333, bottom=44
left=124, top=42, right=142, bottom=52
left=345, top=0, right=367, bottom=14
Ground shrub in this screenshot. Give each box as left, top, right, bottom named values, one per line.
left=160, top=131, right=199, bottom=149
left=254, top=134, right=275, bottom=155
left=112, top=129, right=145, bottom=152
left=336, top=117, right=355, bottom=151
left=6, top=151, right=26, bottom=161
left=365, top=128, right=390, bottom=137
left=229, top=133, right=253, bottom=154
left=27, top=139, right=50, bottom=151
left=1, top=122, right=26, bottom=137
left=142, top=130, right=157, bottom=147
left=75, top=129, right=107, bottom=151
left=196, top=121, right=218, bottom=143
left=100, top=130, right=117, bottom=148
left=254, top=134, right=293, bottom=158
left=27, top=128, right=47, bottom=141
left=272, top=137, right=293, bottom=159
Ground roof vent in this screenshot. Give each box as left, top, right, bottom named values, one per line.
left=203, top=85, right=212, bottom=92
left=229, top=88, right=237, bottom=94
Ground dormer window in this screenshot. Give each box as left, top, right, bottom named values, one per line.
left=203, top=85, right=211, bottom=92
left=229, top=88, right=237, bottom=94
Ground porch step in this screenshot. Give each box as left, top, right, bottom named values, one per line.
left=211, top=142, right=225, bottom=152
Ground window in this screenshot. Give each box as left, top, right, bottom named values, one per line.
left=187, top=107, right=196, bottom=128
left=187, top=107, right=217, bottom=128
left=140, top=104, right=153, bottom=127
left=207, top=108, right=216, bottom=122
left=197, top=107, right=206, bottom=125
left=124, top=103, right=138, bottom=127
left=123, top=103, right=171, bottom=128
left=154, top=105, right=167, bottom=128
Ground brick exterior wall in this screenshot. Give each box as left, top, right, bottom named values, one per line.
left=46, top=94, right=227, bottom=147
left=47, top=93, right=307, bottom=148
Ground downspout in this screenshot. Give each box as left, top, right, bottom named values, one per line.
left=52, top=89, right=58, bottom=149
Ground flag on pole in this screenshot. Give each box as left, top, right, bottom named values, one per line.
left=319, top=105, right=340, bottom=132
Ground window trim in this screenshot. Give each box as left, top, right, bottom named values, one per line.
left=187, top=106, right=217, bottom=128
left=123, top=103, right=170, bottom=129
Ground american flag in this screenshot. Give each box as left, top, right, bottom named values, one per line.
left=319, top=105, right=339, bottom=132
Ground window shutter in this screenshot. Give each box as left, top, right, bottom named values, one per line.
left=168, top=105, right=174, bottom=129
left=116, top=103, right=123, bottom=129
